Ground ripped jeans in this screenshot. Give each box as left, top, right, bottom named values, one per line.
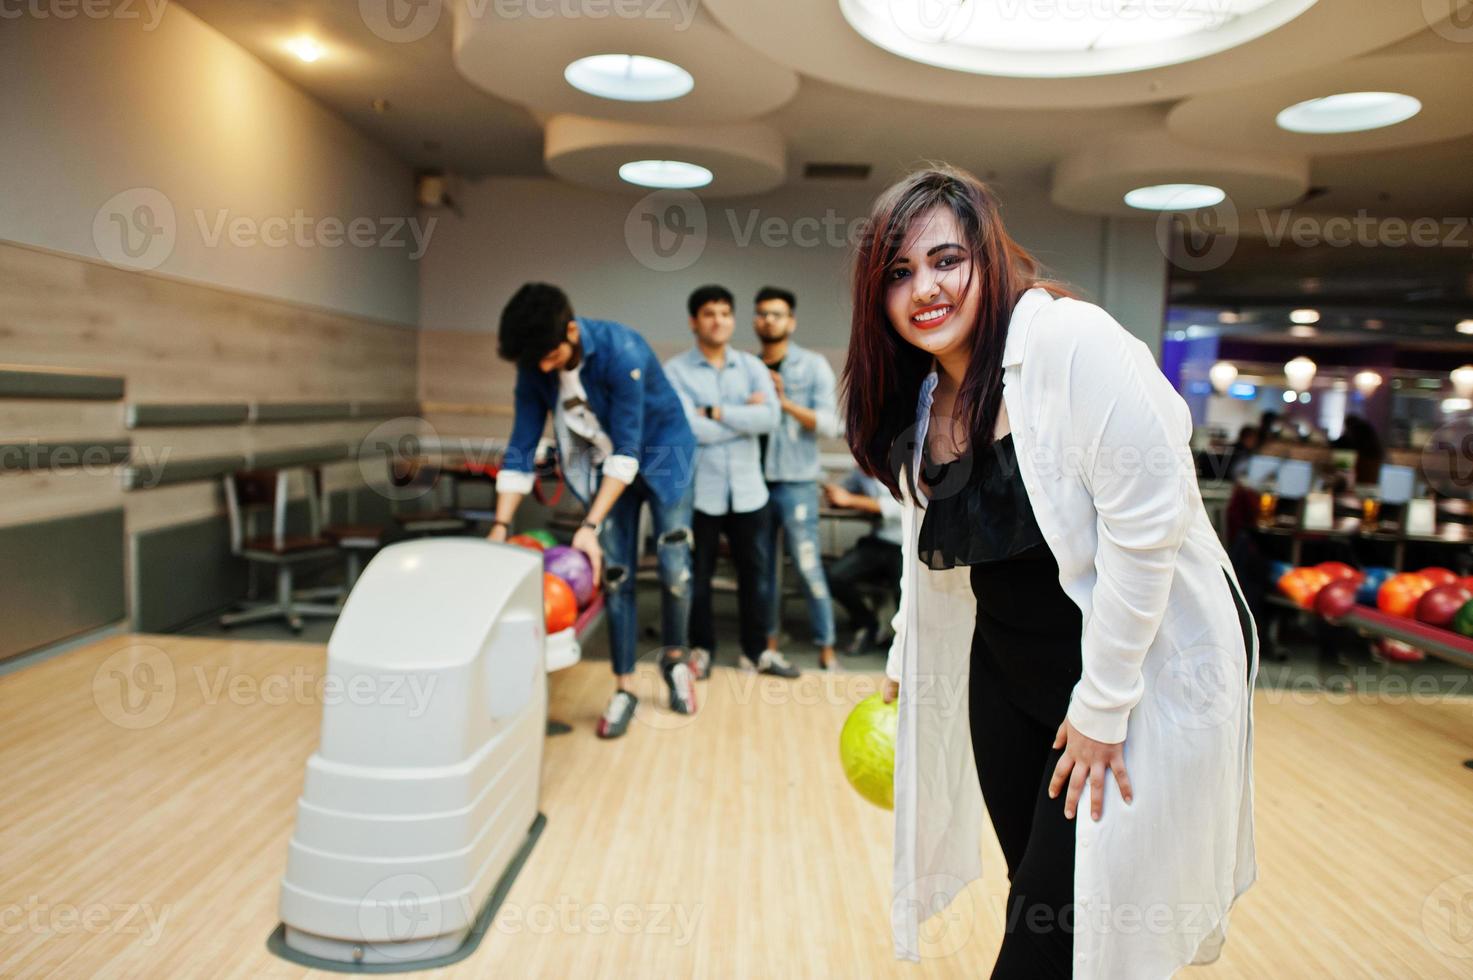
left=598, top=475, right=694, bottom=677
left=761, top=481, right=836, bottom=648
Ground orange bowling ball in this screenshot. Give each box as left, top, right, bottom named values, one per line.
left=1377, top=573, right=1433, bottom=618
left=543, top=572, right=578, bottom=633
left=1278, top=567, right=1332, bottom=610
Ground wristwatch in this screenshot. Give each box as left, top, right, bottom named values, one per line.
left=701, top=405, right=714, bottom=419
left=580, top=520, right=600, bottom=533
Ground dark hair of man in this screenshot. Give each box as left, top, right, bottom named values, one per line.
left=498, top=282, right=574, bottom=368
left=687, top=284, right=735, bottom=318
left=754, top=286, right=796, bottom=312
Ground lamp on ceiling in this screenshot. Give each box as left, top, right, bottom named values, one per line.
left=1451, top=365, right=1473, bottom=399
left=1208, top=361, right=1238, bottom=395
left=1284, top=356, right=1316, bottom=392
left=1352, top=370, right=1383, bottom=398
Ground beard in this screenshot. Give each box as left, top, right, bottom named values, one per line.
left=563, top=340, right=583, bottom=371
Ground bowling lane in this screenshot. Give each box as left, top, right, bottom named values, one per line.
left=3, top=633, right=1472, bottom=976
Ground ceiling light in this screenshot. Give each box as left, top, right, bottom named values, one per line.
left=1123, top=184, right=1226, bottom=211
left=565, top=55, right=694, bottom=102
left=618, top=160, right=712, bottom=189
left=839, top=0, right=1313, bottom=78
left=1285, top=356, right=1316, bottom=392
left=1281, top=390, right=1297, bottom=403
left=1209, top=361, right=1239, bottom=395
left=1443, top=398, right=1472, bottom=414
left=1458, top=319, right=1473, bottom=335
left=1276, top=92, right=1422, bottom=134
left=1353, top=370, right=1382, bottom=398
left=286, top=36, right=325, bottom=63
left=1452, top=365, right=1473, bottom=399
left=1290, top=308, right=1319, bottom=324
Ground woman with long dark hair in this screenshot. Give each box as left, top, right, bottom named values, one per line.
left=843, top=166, right=1258, bottom=978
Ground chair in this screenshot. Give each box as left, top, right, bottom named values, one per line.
left=384, top=452, right=468, bottom=537
left=220, top=468, right=341, bottom=633
left=309, top=466, right=386, bottom=593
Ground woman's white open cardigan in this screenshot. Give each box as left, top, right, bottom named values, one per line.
left=886, top=287, right=1259, bottom=977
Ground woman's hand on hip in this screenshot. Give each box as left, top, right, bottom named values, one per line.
left=1048, top=718, right=1133, bottom=821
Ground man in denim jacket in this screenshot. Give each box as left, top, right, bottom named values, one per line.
left=751, top=287, right=842, bottom=670
left=488, top=283, right=698, bottom=739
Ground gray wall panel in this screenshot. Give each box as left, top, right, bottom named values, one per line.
left=0, top=509, right=126, bottom=660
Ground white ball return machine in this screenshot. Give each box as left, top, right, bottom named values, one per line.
left=268, top=538, right=549, bottom=971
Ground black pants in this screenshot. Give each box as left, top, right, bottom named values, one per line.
left=970, top=669, right=1077, bottom=979
left=827, top=535, right=902, bottom=631
left=691, top=507, right=771, bottom=660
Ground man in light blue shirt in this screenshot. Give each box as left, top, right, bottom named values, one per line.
left=751, top=286, right=842, bottom=670
left=663, top=285, right=799, bottom=680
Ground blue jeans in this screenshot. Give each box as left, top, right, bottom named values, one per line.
left=762, top=481, right=836, bottom=648
left=599, top=476, right=694, bottom=676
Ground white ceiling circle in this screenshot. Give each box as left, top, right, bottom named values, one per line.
left=838, top=0, right=1317, bottom=79
left=700, top=0, right=1445, bottom=109
left=1052, top=129, right=1309, bottom=217
left=544, top=115, right=787, bottom=198
left=1167, top=53, right=1473, bottom=155
left=450, top=0, right=799, bottom=124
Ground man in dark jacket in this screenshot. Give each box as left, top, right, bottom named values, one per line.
left=489, top=283, right=698, bottom=738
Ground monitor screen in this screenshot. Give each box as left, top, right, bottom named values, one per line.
left=1276, top=459, right=1313, bottom=499
left=1243, top=455, right=1282, bottom=489
left=1378, top=464, right=1415, bottom=505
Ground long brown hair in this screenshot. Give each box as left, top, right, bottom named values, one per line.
left=841, top=165, right=1074, bottom=500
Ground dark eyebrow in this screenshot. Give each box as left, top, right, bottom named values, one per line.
left=893, top=242, right=966, bottom=265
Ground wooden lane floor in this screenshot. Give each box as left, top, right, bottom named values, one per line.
left=3, top=633, right=1473, bottom=977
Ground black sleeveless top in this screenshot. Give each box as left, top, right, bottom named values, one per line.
left=917, top=433, right=1084, bottom=726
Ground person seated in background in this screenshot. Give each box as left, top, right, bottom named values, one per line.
left=1225, top=423, right=1260, bottom=482
left=663, top=285, right=798, bottom=680
left=1333, top=414, right=1385, bottom=487
left=489, top=283, right=699, bottom=739
left=822, top=469, right=903, bottom=656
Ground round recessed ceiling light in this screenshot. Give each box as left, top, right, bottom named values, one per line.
left=1276, top=91, right=1422, bottom=134
left=839, top=0, right=1318, bottom=78
left=286, top=36, right=325, bottom=63
left=1457, top=319, right=1473, bottom=335
left=1122, top=183, right=1226, bottom=211
left=565, top=55, right=694, bottom=102
left=1290, top=308, right=1320, bottom=324
left=618, top=160, right=713, bottom=190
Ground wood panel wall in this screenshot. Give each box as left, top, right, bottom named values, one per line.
left=0, top=240, right=419, bottom=531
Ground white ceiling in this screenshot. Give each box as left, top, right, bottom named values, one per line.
left=177, top=0, right=1473, bottom=218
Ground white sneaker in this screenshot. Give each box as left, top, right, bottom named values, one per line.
left=738, top=653, right=759, bottom=672
left=756, top=650, right=800, bottom=678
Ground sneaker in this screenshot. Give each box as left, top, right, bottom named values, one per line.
left=845, top=625, right=879, bottom=657
left=596, top=691, right=638, bottom=739
left=663, top=657, right=698, bottom=715
left=689, top=647, right=712, bottom=681
left=756, top=650, right=801, bottom=678
left=738, top=653, right=759, bottom=672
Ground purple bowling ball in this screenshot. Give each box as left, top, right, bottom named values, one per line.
left=544, top=545, right=594, bottom=609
